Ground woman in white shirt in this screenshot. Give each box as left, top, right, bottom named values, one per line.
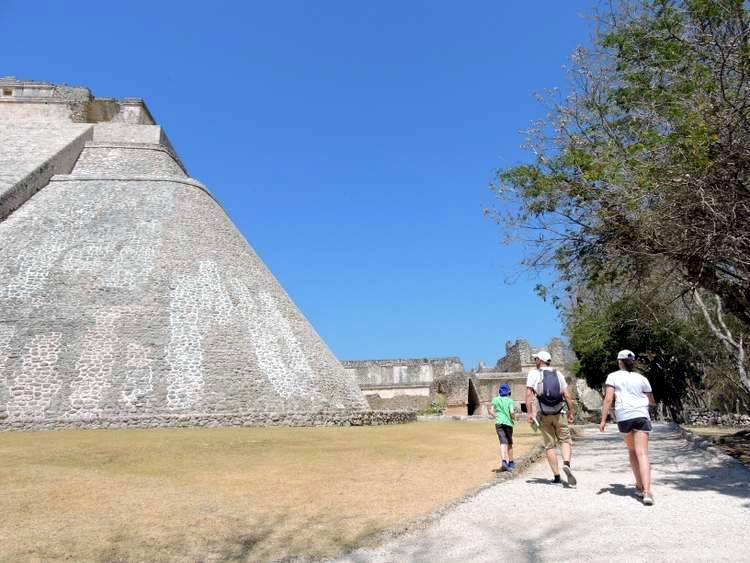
left=599, top=350, right=657, bottom=505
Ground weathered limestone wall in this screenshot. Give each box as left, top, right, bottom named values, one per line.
left=343, top=357, right=464, bottom=388
left=0, top=171, right=367, bottom=424
left=342, top=357, right=463, bottom=411
left=364, top=395, right=433, bottom=412
left=495, top=337, right=568, bottom=372
left=575, top=378, right=603, bottom=412
left=473, top=375, right=527, bottom=404
left=73, top=143, right=186, bottom=177
left=432, top=371, right=470, bottom=409
left=0, top=78, right=374, bottom=430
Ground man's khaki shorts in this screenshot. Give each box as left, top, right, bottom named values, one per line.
left=540, top=414, right=572, bottom=450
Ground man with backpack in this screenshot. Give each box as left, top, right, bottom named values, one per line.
left=525, top=350, right=577, bottom=487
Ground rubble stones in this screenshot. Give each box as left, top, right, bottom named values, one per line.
left=0, top=409, right=416, bottom=432
left=684, top=409, right=750, bottom=427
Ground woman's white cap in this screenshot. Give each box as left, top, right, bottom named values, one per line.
left=533, top=350, right=552, bottom=362
left=617, top=349, right=635, bottom=360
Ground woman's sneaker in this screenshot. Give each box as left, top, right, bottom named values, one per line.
left=642, top=493, right=655, bottom=506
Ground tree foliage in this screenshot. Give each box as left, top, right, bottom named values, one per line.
left=565, top=280, right=748, bottom=415
left=489, top=0, right=750, bottom=402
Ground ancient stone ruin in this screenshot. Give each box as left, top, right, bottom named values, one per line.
left=465, top=338, right=572, bottom=416
left=0, top=78, right=413, bottom=430
left=342, top=357, right=464, bottom=411
left=343, top=338, right=598, bottom=416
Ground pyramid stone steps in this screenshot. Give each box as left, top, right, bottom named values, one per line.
left=0, top=123, right=93, bottom=222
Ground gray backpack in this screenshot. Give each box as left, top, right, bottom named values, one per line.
left=537, top=369, right=565, bottom=415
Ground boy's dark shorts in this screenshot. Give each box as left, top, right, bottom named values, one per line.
left=495, top=424, right=513, bottom=445
left=617, top=417, right=652, bottom=433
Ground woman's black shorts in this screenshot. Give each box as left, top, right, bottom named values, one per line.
left=617, top=417, right=652, bottom=433
left=495, top=424, right=513, bottom=445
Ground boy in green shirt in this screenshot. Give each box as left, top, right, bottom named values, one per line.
left=490, top=384, right=516, bottom=471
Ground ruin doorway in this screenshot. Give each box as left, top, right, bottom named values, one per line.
left=467, top=380, right=480, bottom=416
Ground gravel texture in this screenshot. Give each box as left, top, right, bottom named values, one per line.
left=338, top=424, right=750, bottom=562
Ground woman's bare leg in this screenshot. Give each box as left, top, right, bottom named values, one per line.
left=624, top=432, right=643, bottom=490
left=633, top=431, right=652, bottom=494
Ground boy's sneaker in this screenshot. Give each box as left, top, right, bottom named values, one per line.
left=563, top=465, right=577, bottom=488
left=642, top=493, right=655, bottom=506
left=508, top=461, right=515, bottom=470
left=553, top=474, right=561, bottom=484
left=501, top=460, right=511, bottom=472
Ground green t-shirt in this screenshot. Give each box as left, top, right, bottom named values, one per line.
left=492, top=396, right=515, bottom=426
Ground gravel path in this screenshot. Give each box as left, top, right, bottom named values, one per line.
left=338, top=424, right=750, bottom=562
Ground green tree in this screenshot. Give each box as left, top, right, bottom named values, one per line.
left=489, top=0, right=750, bottom=395
left=568, top=286, right=706, bottom=416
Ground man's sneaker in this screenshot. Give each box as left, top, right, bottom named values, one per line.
left=563, top=465, right=577, bottom=488
left=501, top=460, right=511, bottom=472
left=642, top=493, right=655, bottom=506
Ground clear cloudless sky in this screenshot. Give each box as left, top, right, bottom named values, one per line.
left=2, top=1, right=598, bottom=368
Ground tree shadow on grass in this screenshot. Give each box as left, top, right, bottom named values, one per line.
left=93, top=513, right=359, bottom=563
left=216, top=512, right=382, bottom=563
left=216, top=525, right=279, bottom=563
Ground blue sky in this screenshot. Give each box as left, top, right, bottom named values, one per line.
left=2, top=1, right=597, bottom=368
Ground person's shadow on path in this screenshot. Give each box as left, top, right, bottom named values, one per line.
left=525, top=478, right=556, bottom=486
left=595, top=483, right=642, bottom=502
left=525, top=478, right=576, bottom=488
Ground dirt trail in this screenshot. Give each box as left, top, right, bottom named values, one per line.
left=338, top=424, right=750, bottom=562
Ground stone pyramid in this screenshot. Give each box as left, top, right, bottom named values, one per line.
left=0, top=78, right=397, bottom=430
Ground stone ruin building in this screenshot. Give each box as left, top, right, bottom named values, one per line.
left=431, top=337, right=602, bottom=417
left=342, top=357, right=464, bottom=410
left=0, top=78, right=412, bottom=430
left=342, top=338, right=601, bottom=417
left=462, top=338, right=571, bottom=416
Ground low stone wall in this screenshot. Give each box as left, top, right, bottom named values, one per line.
left=684, top=409, right=750, bottom=427
left=0, top=409, right=416, bottom=432
left=366, top=394, right=433, bottom=412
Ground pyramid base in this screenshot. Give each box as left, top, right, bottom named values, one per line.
left=0, top=409, right=417, bottom=432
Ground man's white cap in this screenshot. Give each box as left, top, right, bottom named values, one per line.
left=617, top=349, right=636, bottom=360
left=533, top=350, right=552, bottom=363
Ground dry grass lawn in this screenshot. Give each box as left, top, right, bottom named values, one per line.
left=0, top=421, right=539, bottom=562
left=683, top=425, right=744, bottom=438
left=683, top=425, right=750, bottom=467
